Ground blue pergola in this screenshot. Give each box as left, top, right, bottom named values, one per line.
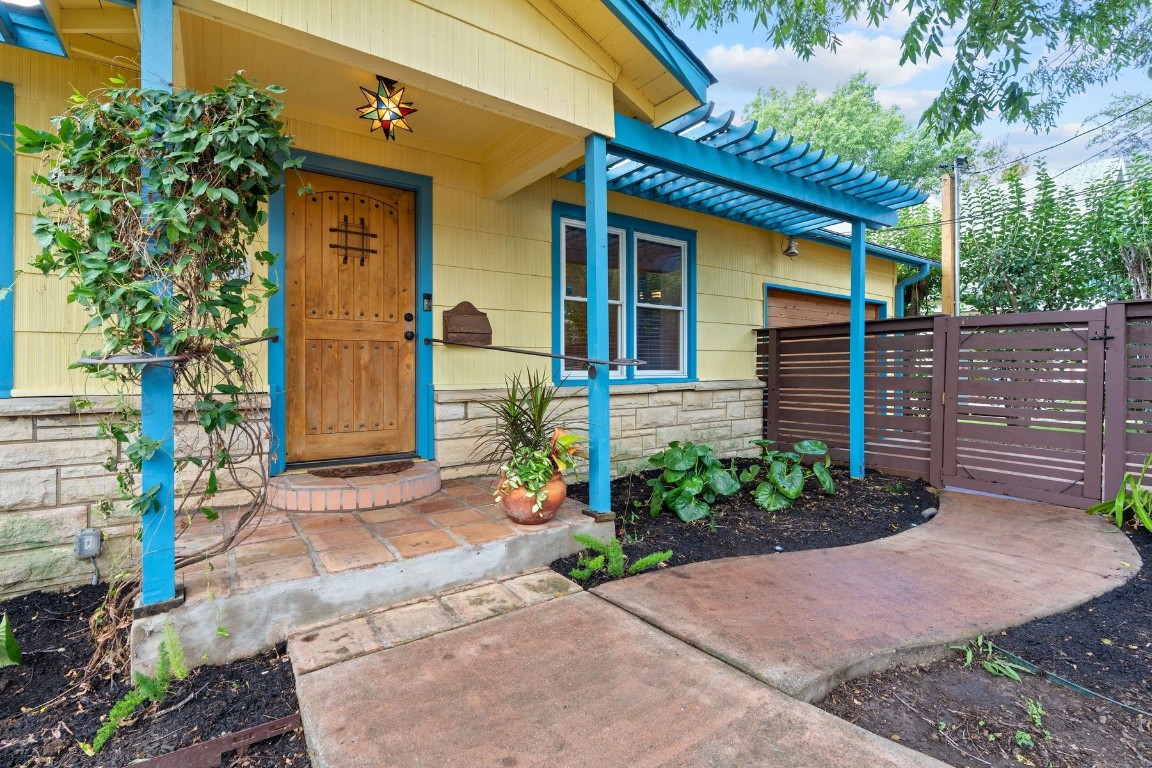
left=0, top=1, right=66, bottom=57
left=573, top=106, right=927, bottom=513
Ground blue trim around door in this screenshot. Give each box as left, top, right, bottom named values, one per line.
left=267, top=152, right=435, bottom=475
left=0, top=81, right=14, bottom=399
left=761, top=282, right=887, bottom=328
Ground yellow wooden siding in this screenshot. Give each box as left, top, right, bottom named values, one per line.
left=9, top=43, right=895, bottom=395
left=177, top=0, right=617, bottom=138
left=6, top=45, right=128, bottom=396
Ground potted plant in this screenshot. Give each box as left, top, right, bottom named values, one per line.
left=475, top=371, right=585, bottom=524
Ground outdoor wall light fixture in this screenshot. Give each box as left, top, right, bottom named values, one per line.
left=782, top=237, right=800, bottom=259
left=357, top=75, right=417, bottom=140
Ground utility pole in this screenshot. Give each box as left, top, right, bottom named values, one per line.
left=939, top=157, right=968, bottom=315
left=940, top=170, right=955, bottom=315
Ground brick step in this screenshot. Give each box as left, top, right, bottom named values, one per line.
left=268, top=461, right=441, bottom=512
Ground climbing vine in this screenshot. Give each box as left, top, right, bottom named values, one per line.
left=16, top=73, right=300, bottom=670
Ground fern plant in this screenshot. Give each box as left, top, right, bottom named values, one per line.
left=568, top=534, right=672, bottom=581
left=79, top=623, right=188, bottom=755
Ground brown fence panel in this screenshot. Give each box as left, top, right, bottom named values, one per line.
left=757, top=301, right=1152, bottom=508
left=1104, top=301, right=1152, bottom=495
left=756, top=316, right=937, bottom=479
left=939, top=310, right=1106, bottom=509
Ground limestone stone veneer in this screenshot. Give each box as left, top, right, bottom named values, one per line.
left=433, top=379, right=766, bottom=479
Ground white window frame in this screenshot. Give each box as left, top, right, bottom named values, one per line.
left=558, top=219, right=689, bottom=380
left=559, top=218, right=626, bottom=378
left=632, top=232, right=687, bottom=379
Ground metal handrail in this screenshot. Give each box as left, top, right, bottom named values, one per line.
left=424, top=337, right=644, bottom=368
left=76, top=335, right=279, bottom=366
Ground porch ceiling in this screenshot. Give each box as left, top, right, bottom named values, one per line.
left=565, top=103, right=928, bottom=235
left=181, top=13, right=583, bottom=198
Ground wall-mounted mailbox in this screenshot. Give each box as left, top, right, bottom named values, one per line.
left=443, top=301, right=493, bottom=345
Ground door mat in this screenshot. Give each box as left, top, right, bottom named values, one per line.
left=310, top=460, right=415, bottom=479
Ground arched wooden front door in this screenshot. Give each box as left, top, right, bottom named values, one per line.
left=285, top=172, right=416, bottom=463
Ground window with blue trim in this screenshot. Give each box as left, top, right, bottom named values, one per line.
left=556, top=209, right=693, bottom=381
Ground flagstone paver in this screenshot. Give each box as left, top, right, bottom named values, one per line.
left=592, top=490, right=1142, bottom=702
left=290, top=491, right=1139, bottom=767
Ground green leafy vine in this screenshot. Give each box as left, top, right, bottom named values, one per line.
left=16, top=73, right=301, bottom=671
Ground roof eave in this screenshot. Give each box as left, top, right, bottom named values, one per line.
left=599, top=0, right=716, bottom=103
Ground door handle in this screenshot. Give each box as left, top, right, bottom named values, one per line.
left=403, top=311, right=415, bottom=342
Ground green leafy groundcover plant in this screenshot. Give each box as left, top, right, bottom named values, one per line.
left=1087, top=453, right=1152, bottom=534
left=646, top=441, right=741, bottom=522
left=0, top=613, right=21, bottom=669
left=747, top=439, right=836, bottom=511
left=15, top=73, right=300, bottom=667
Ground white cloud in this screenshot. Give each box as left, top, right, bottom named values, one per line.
left=703, top=33, right=951, bottom=95
left=874, top=88, right=940, bottom=116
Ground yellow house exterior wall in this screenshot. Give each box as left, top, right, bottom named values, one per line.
left=5, top=46, right=130, bottom=396
left=177, top=0, right=617, bottom=138
left=8, top=83, right=897, bottom=395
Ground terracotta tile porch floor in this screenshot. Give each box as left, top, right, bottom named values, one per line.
left=173, top=477, right=591, bottom=603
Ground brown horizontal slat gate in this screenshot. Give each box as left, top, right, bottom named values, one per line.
left=756, top=302, right=1152, bottom=509
left=940, top=310, right=1106, bottom=509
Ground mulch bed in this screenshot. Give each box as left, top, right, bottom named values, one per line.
left=0, top=584, right=307, bottom=768
left=550, top=461, right=938, bottom=589
left=819, top=524, right=1150, bottom=768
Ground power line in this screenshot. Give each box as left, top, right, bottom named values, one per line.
left=980, top=98, right=1152, bottom=174
left=878, top=174, right=1141, bottom=235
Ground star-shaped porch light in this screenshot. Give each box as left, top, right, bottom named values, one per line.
left=357, top=76, right=417, bottom=140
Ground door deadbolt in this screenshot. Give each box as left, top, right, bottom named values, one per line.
left=404, top=331, right=415, bottom=341
left=404, top=312, right=414, bottom=322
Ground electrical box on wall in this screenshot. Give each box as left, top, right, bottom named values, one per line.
left=75, top=528, right=102, bottom=559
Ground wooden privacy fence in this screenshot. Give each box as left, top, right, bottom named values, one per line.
left=755, top=301, right=1152, bottom=509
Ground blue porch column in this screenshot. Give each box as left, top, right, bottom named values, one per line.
left=849, top=219, right=866, bottom=478
left=139, top=0, right=177, bottom=606
left=584, top=134, right=612, bottom=513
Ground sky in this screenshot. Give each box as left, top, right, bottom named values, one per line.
left=664, top=10, right=1151, bottom=182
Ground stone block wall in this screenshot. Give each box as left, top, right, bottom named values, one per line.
left=0, top=397, right=268, bottom=598
left=434, top=379, right=765, bottom=479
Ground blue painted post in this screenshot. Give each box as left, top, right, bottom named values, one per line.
left=849, top=219, right=866, bottom=478
left=0, top=81, right=13, bottom=400
left=139, top=0, right=176, bottom=606
left=584, top=134, right=612, bottom=514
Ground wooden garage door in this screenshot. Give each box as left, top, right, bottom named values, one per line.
left=766, top=288, right=880, bottom=328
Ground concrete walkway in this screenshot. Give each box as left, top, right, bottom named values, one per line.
left=292, top=492, right=1141, bottom=767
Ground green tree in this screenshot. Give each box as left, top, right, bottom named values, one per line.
left=1084, top=156, right=1152, bottom=299
left=1086, top=93, right=1152, bottom=159
left=661, top=0, right=1152, bottom=139
left=872, top=203, right=942, bottom=315
left=742, top=73, right=975, bottom=190
left=959, top=164, right=1125, bottom=312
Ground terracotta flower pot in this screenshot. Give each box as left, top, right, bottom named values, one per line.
left=498, top=472, right=567, bottom=525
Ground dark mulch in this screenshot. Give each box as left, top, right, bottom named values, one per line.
left=550, top=460, right=938, bottom=588
left=0, top=585, right=308, bottom=768
left=820, top=524, right=1150, bottom=768
left=820, top=637, right=1150, bottom=767
left=996, top=525, right=1151, bottom=709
